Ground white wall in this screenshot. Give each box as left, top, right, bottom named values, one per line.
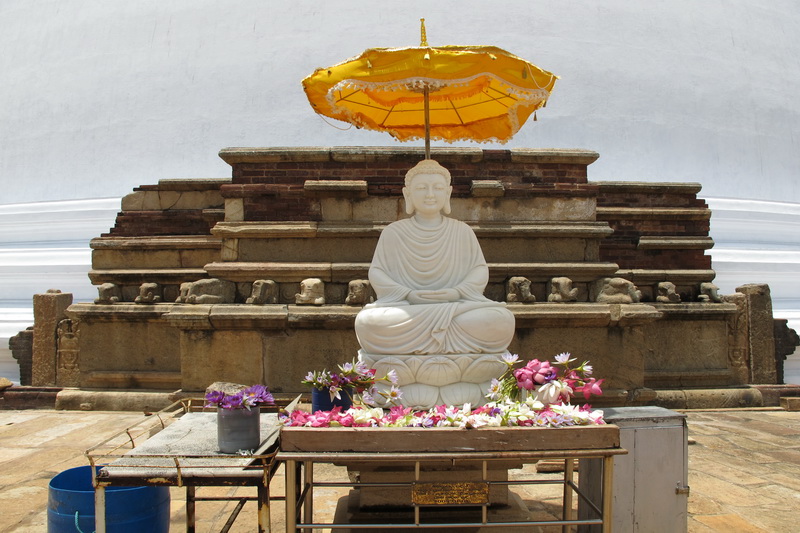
left=2, top=1, right=799, bottom=384
left=2, top=1, right=799, bottom=204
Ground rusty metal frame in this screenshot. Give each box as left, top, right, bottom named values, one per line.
left=86, top=398, right=282, bottom=533
left=279, top=448, right=624, bottom=532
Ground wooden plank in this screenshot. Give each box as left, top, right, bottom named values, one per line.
left=279, top=425, right=619, bottom=453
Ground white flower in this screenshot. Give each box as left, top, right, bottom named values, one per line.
left=386, top=385, right=403, bottom=401
left=350, top=407, right=384, bottom=425
left=340, top=362, right=354, bottom=372
left=583, top=364, right=593, bottom=376
left=555, top=352, right=575, bottom=364
left=534, top=381, right=572, bottom=405
left=486, top=378, right=502, bottom=400
left=387, top=369, right=399, bottom=384
left=361, top=389, right=377, bottom=406
left=501, top=353, right=520, bottom=365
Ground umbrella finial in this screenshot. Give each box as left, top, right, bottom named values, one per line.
left=420, top=18, right=428, bottom=47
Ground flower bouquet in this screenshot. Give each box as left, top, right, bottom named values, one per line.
left=302, top=358, right=400, bottom=411
left=282, top=353, right=605, bottom=429
left=205, top=384, right=275, bottom=453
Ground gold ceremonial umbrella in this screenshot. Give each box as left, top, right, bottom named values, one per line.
left=302, top=20, right=557, bottom=159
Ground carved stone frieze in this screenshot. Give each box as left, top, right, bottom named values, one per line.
left=56, top=318, right=80, bottom=387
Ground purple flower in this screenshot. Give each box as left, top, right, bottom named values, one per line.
left=221, top=392, right=245, bottom=410
left=204, top=390, right=225, bottom=408
left=243, top=384, right=274, bottom=406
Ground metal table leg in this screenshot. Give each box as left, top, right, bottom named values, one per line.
left=303, top=461, right=314, bottom=533
left=563, top=458, right=575, bottom=533
left=602, top=455, right=614, bottom=533
left=285, top=459, right=297, bottom=531
left=258, top=482, right=270, bottom=533
left=186, top=486, right=196, bottom=533
left=94, top=485, right=106, bottom=533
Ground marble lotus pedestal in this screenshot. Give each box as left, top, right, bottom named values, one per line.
left=359, top=351, right=508, bottom=408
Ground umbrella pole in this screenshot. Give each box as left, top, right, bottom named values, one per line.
left=424, top=86, right=431, bottom=160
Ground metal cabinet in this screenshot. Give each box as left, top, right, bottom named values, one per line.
left=579, top=406, right=688, bottom=533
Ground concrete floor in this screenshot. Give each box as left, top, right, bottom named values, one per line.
left=1, top=407, right=799, bottom=532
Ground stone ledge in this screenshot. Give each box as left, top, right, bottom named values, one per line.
left=156, top=178, right=231, bottom=191
left=210, top=221, right=613, bottom=239
left=509, top=303, right=662, bottom=327
left=67, top=303, right=175, bottom=320
left=83, top=371, right=181, bottom=390
left=0, top=387, right=62, bottom=410
left=614, top=269, right=717, bottom=283
left=509, top=148, right=600, bottom=165
left=637, top=236, right=715, bottom=250
left=88, top=269, right=209, bottom=284
left=54, top=388, right=176, bottom=411
left=218, top=146, right=600, bottom=166
left=90, top=236, right=222, bottom=250
left=470, top=180, right=505, bottom=197
left=594, top=181, right=703, bottom=195
left=204, top=261, right=622, bottom=283
left=650, top=302, right=739, bottom=319
left=596, top=207, right=711, bottom=220
left=652, top=387, right=764, bottom=409
left=304, top=180, right=369, bottom=198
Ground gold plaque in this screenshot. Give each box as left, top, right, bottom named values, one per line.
left=412, top=481, right=489, bottom=506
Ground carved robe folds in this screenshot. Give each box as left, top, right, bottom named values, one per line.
left=354, top=217, right=515, bottom=355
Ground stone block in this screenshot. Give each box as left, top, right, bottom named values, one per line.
left=180, top=329, right=265, bottom=391
left=32, top=291, right=73, bottom=386
left=225, top=197, right=245, bottom=221
left=781, top=397, right=800, bottom=411
left=74, top=313, right=180, bottom=385
left=736, top=284, right=777, bottom=384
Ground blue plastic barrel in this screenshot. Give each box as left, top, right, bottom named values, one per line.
left=48, top=465, right=170, bottom=533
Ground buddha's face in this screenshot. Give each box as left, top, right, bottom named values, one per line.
left=403, top=172, right=452, bottom=216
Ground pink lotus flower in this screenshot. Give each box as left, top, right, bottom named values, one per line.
left=577, top=377, right=605, bottom=400
left=513, top=359, right=557, bottom=390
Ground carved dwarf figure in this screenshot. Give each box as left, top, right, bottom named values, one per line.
left=176, top=278, right=236, bottom=304
left=596, top=277, right=642, bottom=304
left=296, top=278, right=325, bottom=305
left=506, top=276, right=536, bottom=303
left=547, top=277, right=579, bottom=303
left=247, top=279, right=278, bottom=304
left=345, top=279, right=375, bottom=306
left=699, top=282, right=723, bottom=303
left=134, top=282, right=162, bottom=304
left=94, top=283, right=122, bottom=304
left=657, top=281, right=681, bottom=303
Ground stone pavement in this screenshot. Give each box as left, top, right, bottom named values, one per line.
left=1, top=408, right=798, bottom=532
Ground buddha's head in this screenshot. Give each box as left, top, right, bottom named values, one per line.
left=402, top=159, right=453, bottom=216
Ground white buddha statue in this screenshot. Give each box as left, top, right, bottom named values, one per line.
left=355, top=159, right=516, bottom=408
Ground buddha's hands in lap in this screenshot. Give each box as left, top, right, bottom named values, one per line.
left=407, top=288, right=460, bottom=304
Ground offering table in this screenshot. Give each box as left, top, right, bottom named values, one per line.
left=86, top=400, right=281, bottom=533
left=278, top=424, right=625, bottom=531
